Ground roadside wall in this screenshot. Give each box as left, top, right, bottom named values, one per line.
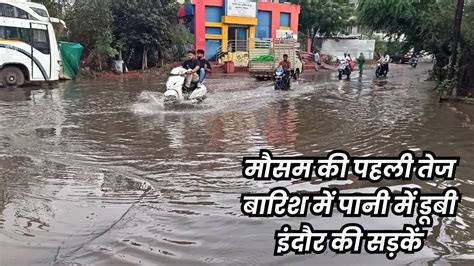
left=320, top=39, right=376, bottom=60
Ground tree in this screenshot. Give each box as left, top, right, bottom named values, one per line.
left=358, top=0, right=473, bottom=97
left=294, top=0, right=354, bottom=51
left=111, top=0, right=179, bottom=70
left=168, top=24, right=194, bottom=61
left=66, top=0, right=116, bottom=70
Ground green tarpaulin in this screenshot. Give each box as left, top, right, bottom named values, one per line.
left=58, top=42, right=83, bottom=79
left=251, top=55, right=274, bottom=62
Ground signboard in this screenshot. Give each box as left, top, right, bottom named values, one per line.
left=226, top=0, right=257, bottom=18
left=276, top=30, right=297, bottom=40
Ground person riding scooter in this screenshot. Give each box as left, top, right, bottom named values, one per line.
left=279, top=54, right=291, bottom=80
left=181, top=50, right=200, bottom=93
left=410, top=52, right=418, bottom=67
left=197, top=49, right=211, bottom=87
left=378, top=52, right=390, bottom=73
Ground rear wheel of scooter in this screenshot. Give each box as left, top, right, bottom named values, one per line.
left=338, top=71, right=342, bottom=80
left=375, top=70, right=380, bottom=78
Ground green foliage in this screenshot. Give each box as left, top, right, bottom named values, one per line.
left=295, top=0, right=354, bottom=38
left=65, top=0, right=115, bottom=70
left=111, top=0, right=179, bottom=69
left=358, top=0, right=474, bottom=96
left=111, top=0, right=178, bottom=50
left=169, top=24, right=194, bottom=61
left=436, top=79, right=457, bottom=97
left=96, top=31, right=118, bottom=59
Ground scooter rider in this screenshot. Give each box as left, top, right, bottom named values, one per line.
left=410, top=52, right=417, bottom=63
left=182, top=50, right=200, bottom=92
left=279, top=54, right=291, bottom=79
left=196, top=49, right=211, bottom=87
left=379, top=52, right=390, bottom=73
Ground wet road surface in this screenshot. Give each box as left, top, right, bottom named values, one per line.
left=0, top=63, right=473, bottom=265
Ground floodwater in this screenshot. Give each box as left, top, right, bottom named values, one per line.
left=0, top=64, right=473, bottom=265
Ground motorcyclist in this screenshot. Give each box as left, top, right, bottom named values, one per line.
left=378, top=52, right=390, bottom=73
left=410, top=52, right=417, bottom=63
left=181, top=50, right=200, bottom=92
left=196, top=49, right=211, bottom=87
left=278, top=54, right=291, bottom=81
left=348, top=53, right=355, bottom=71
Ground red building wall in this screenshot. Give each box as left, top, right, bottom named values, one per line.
left=183, top=0, right=300, bottom=53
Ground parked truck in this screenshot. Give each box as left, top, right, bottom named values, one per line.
left=249, top=38, right=303, bottom=81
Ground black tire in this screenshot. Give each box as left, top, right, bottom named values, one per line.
left=375, top=70, right=381, bottom=78
left=1, top=66, right=25, bottom=88
left=338, top=71, right=342, bottom=80
left=274, top=84, right=279, bottom=90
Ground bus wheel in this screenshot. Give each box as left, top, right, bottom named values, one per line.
left=1, top=66, right=25, bottom=88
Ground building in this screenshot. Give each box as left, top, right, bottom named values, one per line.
left=313, top=0, right=376, bottom=60
left=178, top=0, right=300, bottom=60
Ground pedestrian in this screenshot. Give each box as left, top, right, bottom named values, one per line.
left=314, top=50, right=321, bottom=71
left=357, top=52, right=365, bottom=75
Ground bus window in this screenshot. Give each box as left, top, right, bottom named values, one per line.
left=0, top=26, right=29, bottom=44
left=18, top=28, right=30, bottom=43
left=32, top=29, right=50, bottom=54
left=31, top=7, right=48, bottom=18
left=4, top=27, right=19, bottom=40
left=3, top=4, right=15, bottom=18
left=16, top=8, right=29, bottom=20
left=0, top=4, right=33, bottom=20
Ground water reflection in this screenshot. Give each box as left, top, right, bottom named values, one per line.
left=263, top=100, right=298, bottom=150
left=0, top=64, right=473, bottom=264
left=0, top=87, right=32, bottom=102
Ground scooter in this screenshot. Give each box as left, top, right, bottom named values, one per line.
left=164, top=67, right=207, bottom=104
left=375, top=62, right=388, bottom=78
left=410, top=57, right=418, bottom=68
left=338, top=58, right=351, bottom=80
left=274, top=66, right=291, bottom=90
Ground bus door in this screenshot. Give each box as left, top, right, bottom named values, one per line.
left=29, top=22, right=51, bottom=81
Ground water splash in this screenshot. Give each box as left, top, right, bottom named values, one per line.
left=132, top=91, right=165, bottom=115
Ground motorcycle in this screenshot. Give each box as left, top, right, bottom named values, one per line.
left=410, top=57, right=418, bottom=68
left=274, top=67, right=291, bottom=90
left=164, top=67, right=207, bottom=104
left=375, top=62, right=388, bottom=78
left=338, top=58, right=351, bottom=80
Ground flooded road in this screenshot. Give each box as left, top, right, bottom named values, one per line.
left=0, top=64, right=473, bottom=265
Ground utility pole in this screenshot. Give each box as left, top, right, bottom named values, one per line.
left=447, top=0, right=465, bottom=96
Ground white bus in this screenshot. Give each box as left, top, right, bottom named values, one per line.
left=0, top=0, right=65, bottom=87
